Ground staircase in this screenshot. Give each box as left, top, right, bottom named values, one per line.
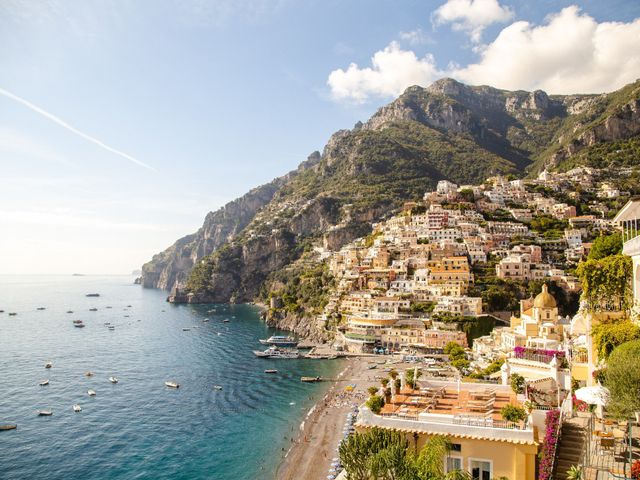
left=553, top=417, right=589, bottom=480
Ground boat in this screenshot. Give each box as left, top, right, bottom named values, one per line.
left=85, top=371, right=94, bottom=377
left=0, top=310, right=4, bottom=313
left=253, top=346, right=300, bottom=359
left=165, top=381, right=179, bottom=388
left=89, top=308, right=98, bottom=312
left=108, top=376, right=118, bottom=384
left=74, top=323, right=85, bottom=328
left=259, top=335, right=298, bottom=347
left=264, top=369, right=278, bottom=374
left=108, top=326, right=115, bottom=330
left=106, top=306, right=112, bottom=309
left=203, top=318, right=210, bottom=322
left=182, top=328, right=190, bottom=331
left=37, top=410, right=52, bottom=416
left=72, top=404, right=82, bottom=412
left=45, top=362, right=52, bottom=369
left=37, top=307, right=46, bottom=311
left=85, top=293, right=100, bottom=297
left=126, top=305, right=132, bottom=308
left=222, top=319, right=230, bottom=323
left=87, top=389, right=96, bottom=396
left=8, top=312, right=17, bottom=316
left=0, top=424, right=17, bottom=431
left=213, top=385, right=223, bottom=390
left=66, top=311, right=73, bottom=314
left=73, top=320, right=83, bottom=324
left=301, top=376, right=322, bottom=383
left=39, top=380, right=49, bottom=386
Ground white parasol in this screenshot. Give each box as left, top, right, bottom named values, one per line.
left=575, top=385, right=610, bottom=406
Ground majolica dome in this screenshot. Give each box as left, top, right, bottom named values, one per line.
left=533, top=284, right=557, bottom=309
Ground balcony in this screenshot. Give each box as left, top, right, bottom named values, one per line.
left=623, top=234, right=640, bottom=256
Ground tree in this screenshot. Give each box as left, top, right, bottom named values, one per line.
left=500, top=404, right=527, bottom=423
left=405, top=369, right=422, bottom=389
left=592, top=319, right=640, bottom=360
left=444, top=342, right=465, bottom=359
left=510, top=373, right=525, bottom=394
left=368, top=386, right=380, bottom=396
left=366, top=394, right=385, bottom=414
left=588, top=232, right=622, bottom=260
left=604, top=339, right=640, bottom=418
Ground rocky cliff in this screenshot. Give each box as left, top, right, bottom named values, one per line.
left=142, top=78, right=640, bottom=306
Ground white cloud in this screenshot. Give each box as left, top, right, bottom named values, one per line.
left=327, top=6, right=640, bottom=102
left=327, top=42, right=443, bottom=103
left=398, top=28, right=433, bottom=46
left=432, top=0, right=514, bottom=43
left=453, top=6, right=640, bottom=94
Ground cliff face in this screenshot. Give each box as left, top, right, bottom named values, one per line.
left=142, top=78, right=640, bottom=307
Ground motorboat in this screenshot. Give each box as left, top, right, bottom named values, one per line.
left=106, top=306, right=112, bottom=309
left=108, top=377, right=118, bottom=384
left=39, top=380, right=49, bottom=386
left=182, top=328, right=190, bottom=331
left=213, top=385, right=223, bottom=390
left=89, top=308, right=98, bottom=312
left=72, top=404, right=82, bottom=412
left=73, top=320, right=83, bottom=324
left=37, top=307, right=46, bottom=311
left=87, top=389, right=96, bottom=396
left=222, top=319, right=230, bottom=323
left=259, top=335, right=298, bottom=347
left=66, top=311, right=73, bottom=314
left=8, top=312, right=17, bottom=316
left=0, top=424, right=17, bottom=430
left=108, top=326, right=115, bottom=330
left=253, top=346, right=300, bottom=359
left=126, top=305, right=132, bottom=308
left=264, top=369, right=278, bottom=374
left=165, top=381, right=180, bottom=389
left=74, top=323, right=85, bottom=328
left=45, top=362, right=52, bottom=369
left=37, top=410, right=52, bottom=416
left=85, top=293, right=100, bottom=297
left=301, top=376, right=322, bottom=383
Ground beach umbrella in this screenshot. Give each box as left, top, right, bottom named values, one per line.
left=575, top=385, right=610, bottom=406
left=331, top=461, right=340, bottom=467
left=332, top=458, right=339, bottom=462
left=327, top=476, right=336, bottom=480
left=329, top=468, right=337, bottom=473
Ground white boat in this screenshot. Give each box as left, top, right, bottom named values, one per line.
left=253, top=346, right=300, bottom=359
left=165, top=381, right=179, bottom=389
left=223, top=319, right=230, bottom=323
left=213, top=385, right=223, bottom=390
left=87, top=389, right=96, bottom=396
left=72, top=404, right=82, bottom=413
left=108, top=376, right=118, bottom=384
left=39, top=379, right=49, bottom=386
left=259, top=335, right=298, bottom=347
left=45, top=362, right=52, bottom=369
left=37, top=410, right=52, bottom=416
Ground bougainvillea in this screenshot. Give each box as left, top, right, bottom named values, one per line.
left=538, top=409, right=561, bottom=480
left=631, top=459, right=640, bottom=480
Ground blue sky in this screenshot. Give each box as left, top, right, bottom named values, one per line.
left=1, top=0, right=639, bottom=274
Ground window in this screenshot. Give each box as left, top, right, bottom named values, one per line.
left=470, top=459, right=492, bottom=480
left=446, top=456, right=463, bottom=473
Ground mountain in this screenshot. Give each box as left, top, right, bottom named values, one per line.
left=141, top=78, right=640, bottom=305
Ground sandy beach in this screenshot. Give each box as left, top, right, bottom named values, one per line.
left=276, top=357, right=373, bottom=480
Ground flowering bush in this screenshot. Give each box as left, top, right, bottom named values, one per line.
left=538, top=409, right=561, bottom=480
left=573, top=395, right=589, bottom=412
left=514, top=346, right=566, bottom=360
left=631, top=459, right=640, bottom=480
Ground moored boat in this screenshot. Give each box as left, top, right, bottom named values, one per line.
left=87, top=389, right=96, bottom=396
left=39, top=379, right=49, bottom=386
left=72, top=404, right=82, bottom=412
left=259, top=335, right=298, bottom=347
left=213, top=385, right=223, bottom=390
left=37, top=307, right=46, bottom=310
left=108, top=376, right=118, bottom=384
left=37, top=410, right=52, bottom=416
left=8, top=312, right=17, bottom=316
left=264, top=369, right=278, bottom=374
left=74, top=323, right=85, bottom=328
left=85, top=293, right=100, bottom=297
left=165, top=381, right=180, bottom=388
left=253, top=346, right=300, bottom=359
left=301, top=376, right=322, bottom=383
left=45, top=361, right=52, bottom=369
left=0, top=424, right=17, bottom=430
left=89, top=308, right=98, bottom=312
left=85, top=371, right=94, bottom=377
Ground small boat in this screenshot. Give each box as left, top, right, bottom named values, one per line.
left=253, top=346, right=300, bottom=359
left=85, top=293, right=100, bottom=297
left=37, top=307, right=46, bottom=311
left=89, top=308, right=98, bottom=312
left=37, top=410, right=52, bottom=416
left=85, top=371, right=94, bottom=377
left=45, top=362, right=52, bottom=369
left=182, top=328, right=190, bottom=331
left=72, top=404, right=82, bottom=412
left=108, top=376, right=118, bottom=384
left=124, top=315, right=130, bottom=318
left=106, top=306, right=112, bottom=309
left=104, top=322, right=111, bottom=325
left=126, top=305, right=132, bottom=308
left=8, top=312, right=17, bottom=316
left=203, top=318, right=210, bottom=322
left=0, top=424, right=17, bottom=430
left=259, top=335, right=298, bottom=347
left=217, top=333, right=222, bottom=336
left=213, top=385, right=223, bottom=390
left=0, top=310, right=4, bottom=313
left=74, top=323, right=85, bottom=328
left=73, top=320, right=83, bottom=324
left=301, top=376, right=322, bottom=383
left=165, top=381, right=179, bottom=389
left=223, top=319, right=230, bottom=323
left=264, top=369, right=278, bottom=374
left=39, top=380, right=49, bottom=386
left=87, top=389, right=96, bottom=396
left=66, top=310, right=73, bottom=314
left=108, top=326, right=115, bottom=330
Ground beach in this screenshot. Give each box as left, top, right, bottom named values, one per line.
left=276, top=357, right=372, bottom=480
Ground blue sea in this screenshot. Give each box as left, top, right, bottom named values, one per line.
left=0, top=275, right=342, bottom=480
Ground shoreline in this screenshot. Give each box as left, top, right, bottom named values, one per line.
left=275, top=357, right=370, bottom=480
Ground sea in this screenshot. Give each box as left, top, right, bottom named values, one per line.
left=0, top=275, right=343, bottom=480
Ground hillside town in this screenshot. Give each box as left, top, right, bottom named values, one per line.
left=276, top=167, right=640, bottom=480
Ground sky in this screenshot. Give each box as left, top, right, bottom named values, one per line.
left=1, top=0, right=639, bottom=274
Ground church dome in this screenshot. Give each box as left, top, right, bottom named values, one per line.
left=533, top=284, right=557, bottom=309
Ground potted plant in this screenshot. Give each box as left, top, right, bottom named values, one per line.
left=566, top=465, right=582, bottom=480
left=500, top=404, right=527, bottom=423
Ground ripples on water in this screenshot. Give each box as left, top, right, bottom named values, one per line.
left=0, top=275, right=342, bottom=480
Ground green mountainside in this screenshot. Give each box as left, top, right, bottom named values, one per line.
left=141, top=77, right=640, bottom=307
